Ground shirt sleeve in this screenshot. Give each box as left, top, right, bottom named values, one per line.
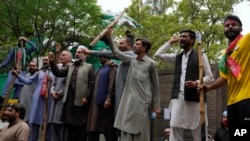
left=90, top=50, right=118, bottom=60
left=85, top=67, right=95, bottom=101
left=16, top=72, right=38, bottom=85
left=154, top=42, right=176, bottom=65
left=150, top=62, right=161, bottom=108
left=16, top=122, right=30, bottom=141
left=50, top=61, right=68, bottom=77
left=0, top=48, right=15, bottom=68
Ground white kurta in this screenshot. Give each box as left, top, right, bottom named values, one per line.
left=154, top=42, right=213, bottom=129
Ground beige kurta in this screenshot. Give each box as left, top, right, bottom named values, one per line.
left=111, top=42, right=160, bottom=141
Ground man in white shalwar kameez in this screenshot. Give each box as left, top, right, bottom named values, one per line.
left=154, top=30, right=214, bottom=141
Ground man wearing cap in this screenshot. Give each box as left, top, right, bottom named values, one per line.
left=160, top=128, right=170, bottom=141
left=214, top=111, right=229, bottom=141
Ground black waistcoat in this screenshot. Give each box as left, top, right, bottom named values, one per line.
left=171, top=50, right=203, bottom=102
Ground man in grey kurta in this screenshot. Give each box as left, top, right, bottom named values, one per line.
left=107, top=33, right=161, bottom=141
left=19, top=61, right=38, bottom=122
left=49, top=50, right=72, bottom=141
left=82, top=37, right=135, bottom=117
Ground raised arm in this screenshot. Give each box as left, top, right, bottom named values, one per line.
left=17, top=36, right=37, bottom=54
left=49, top=52, right=68, bottom=77
left=154, top=36, right=179, bottom=65
left=83, top=48, right=118, bottom=60
left=107, top=30, right=131, bottom=63
left=50, top=61, right=68, bottom=77
left=0, top=48, right=15, bottom=68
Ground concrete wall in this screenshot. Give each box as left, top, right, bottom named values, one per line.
left=152, top=64, right=227, bottom=141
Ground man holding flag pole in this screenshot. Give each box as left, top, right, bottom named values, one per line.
left=154, top=30, right=214, bottom=141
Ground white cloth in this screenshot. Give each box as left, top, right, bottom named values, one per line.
left=154, top=41, right=212, bottom=141
left=169, top=93, right=200, bottom=129
left=154, top=42, right=214, bottom=86
left=170, top=126, right=201, bottom=141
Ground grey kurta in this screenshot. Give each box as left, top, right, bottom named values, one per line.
left=48, top=65, right=67, bottom=124
left=19, top=73, right=36, bottom=122
left=111, top=44, right=161, bottom=136
left=90, top=50, right=136, bottom=117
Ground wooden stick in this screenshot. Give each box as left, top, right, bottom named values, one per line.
left=41, top=73, right=49, bottom=141
left=197, top=32, right=205, bottom=125
left=89, top=8, right=127, bottom=47
left=41, top=96, right=48, bottom=141
left=0, top=41, right=23, bottom=117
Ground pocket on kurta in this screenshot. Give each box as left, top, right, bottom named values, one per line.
left=132, top=74, right=151, bottom=103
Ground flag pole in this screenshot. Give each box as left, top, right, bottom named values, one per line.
left=0, top=41, right=23, bottom=117
left=197, top=32, right=208, bottom=141
left=89, top=8, right=127, bottom=48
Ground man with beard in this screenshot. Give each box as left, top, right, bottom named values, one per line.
left=154, top=30, right=214, bottom=141
left=19, top=61, right=38, bottom=122
left=0, top=36, right=37, bottom=101
left=11, top=56, right=54, bottom=141
left=49, top=46, right=95, bottom=141
left=87, top=52, right=117, bottom=141
left=203, top=15, right=250, bottom=140
left=0, top=103, right=30, bottom=141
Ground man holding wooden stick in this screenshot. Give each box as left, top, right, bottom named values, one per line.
left=154, top=30, right=214, bottom=141
left=11, top=56, right=54, bottom=141
left=0, top=36, right=37, bottom=100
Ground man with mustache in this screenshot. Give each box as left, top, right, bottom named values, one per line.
left=154, top=30, right=214, bottom=141
left=49, top=46, right=95, bottom=141
left=0, top=103, right=30, bottom=141
left=203, top=15, right=250, bottom=140
left=19, top=61, right=38, bottom=122
left=12, top=56, right=54, bottom=141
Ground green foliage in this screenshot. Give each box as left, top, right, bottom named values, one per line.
left=0, top=0, right=103, bottom=73
left=0, top=0, right=247, bottom=72
left=125, top=0, right=244, bottom=69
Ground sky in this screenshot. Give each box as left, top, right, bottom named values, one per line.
left=97, top=0, right=250, bottom=34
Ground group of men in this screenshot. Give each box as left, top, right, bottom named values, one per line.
left=0, top=14, right=250, bottom=141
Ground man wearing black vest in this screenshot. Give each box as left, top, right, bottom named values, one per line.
left=154, top=30, right=214, bottom=141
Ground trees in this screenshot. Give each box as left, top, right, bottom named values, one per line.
left=0, top=0, right=103, bottom=72
left=0, top=0, right=247, bottom=71
left=126, top=0, right=245, bottom=69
